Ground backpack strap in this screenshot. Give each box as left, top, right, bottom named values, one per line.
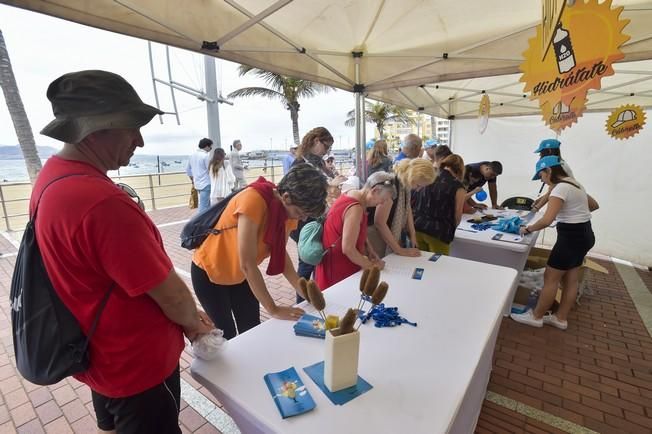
left=31, top=174, right=89, bottom=221
left=77, top=283, right=114, bottom=362
left=32, top=173, right=114, bottom=360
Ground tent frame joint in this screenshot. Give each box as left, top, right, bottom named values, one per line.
left=201, top=41, right=219, bottom=51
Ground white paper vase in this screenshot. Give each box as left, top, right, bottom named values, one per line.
left=324, top=328, right=360, bottom=392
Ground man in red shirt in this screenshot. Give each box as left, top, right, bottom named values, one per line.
left=34, top=70, right=213, bottom=433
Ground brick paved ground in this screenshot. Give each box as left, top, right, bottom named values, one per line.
left=1, top=205, right=651, bottom=433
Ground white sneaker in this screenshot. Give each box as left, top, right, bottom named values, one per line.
left=510, top=309, right=543, bottom=328
left=543, top=313, right=568, bottom=330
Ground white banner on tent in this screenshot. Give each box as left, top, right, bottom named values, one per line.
left=452, top=111, right=650, bottom=267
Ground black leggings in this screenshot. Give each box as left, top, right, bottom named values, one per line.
left=191, top=262, right=260, bottom=339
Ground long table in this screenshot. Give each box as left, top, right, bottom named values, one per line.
left=192, top=253, right=517, bottom=434
left=450, top=209, right=539, bottom=315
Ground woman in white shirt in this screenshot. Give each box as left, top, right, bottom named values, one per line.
left=209, top=148, right=236, bottom=205
left=511, top=156, right=599, bottom=331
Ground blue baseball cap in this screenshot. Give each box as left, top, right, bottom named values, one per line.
left=534, top=138, right=561, bottom=153
left=424, top=138, right=439, bottom=149
left=532, top=156, right=562, bottom=180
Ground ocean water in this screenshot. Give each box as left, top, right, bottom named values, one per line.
left=0, top=155, right=191, bottom=182
left=0, top=152, right=354, bottom=183
left=0, top=154, right=289, bottom=183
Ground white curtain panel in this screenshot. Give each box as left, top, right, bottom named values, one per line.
left=452, top=112, right=651, bottom=267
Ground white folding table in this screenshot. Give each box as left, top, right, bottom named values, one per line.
left=192, top=253, right=517, bottom=434
left=450, top=209, right=539, bottom=315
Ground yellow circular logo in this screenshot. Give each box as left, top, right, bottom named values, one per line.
left=520, top=0, right=630, bottom=132
left=606, top=104, right=646, bottom=140
left=478, top=94, right=490, bottom=134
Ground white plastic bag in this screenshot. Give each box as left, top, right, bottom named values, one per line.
left=192, top=329, right=227, bottom=361
left=519, top=268, right=544, bottom=291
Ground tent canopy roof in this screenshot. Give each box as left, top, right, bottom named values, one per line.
left=3, top=0, right=652, bottom=117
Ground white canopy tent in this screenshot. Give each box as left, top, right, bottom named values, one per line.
left=3, top=0, right=652, bottom=111
left=2, top=0, right=651, bottom=264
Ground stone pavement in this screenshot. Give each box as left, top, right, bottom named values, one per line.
left=1, top=205, right=651, bottom=433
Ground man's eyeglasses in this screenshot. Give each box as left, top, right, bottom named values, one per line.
left=116, top=183, right=145, bottom=211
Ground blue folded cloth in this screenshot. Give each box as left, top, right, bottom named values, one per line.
left=491, top=216, right=523, bottom=234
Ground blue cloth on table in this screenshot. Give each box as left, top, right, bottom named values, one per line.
left=491, top=216, right=523, bottom=234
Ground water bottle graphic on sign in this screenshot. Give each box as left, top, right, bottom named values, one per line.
left=553, top=24, right=576, bottom=74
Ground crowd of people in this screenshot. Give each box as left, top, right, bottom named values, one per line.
left=19, top=70, right=599, bottom=432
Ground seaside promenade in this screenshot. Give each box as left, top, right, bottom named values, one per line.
left=0, top=179, right=651, bottom=433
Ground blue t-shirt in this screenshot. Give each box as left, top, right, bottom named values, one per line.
left=282, top=154, right=295, bottom=174
left=394, top=151, right=407, bottom=163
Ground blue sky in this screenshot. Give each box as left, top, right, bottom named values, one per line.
left=0, top=5, right=372, bottom=155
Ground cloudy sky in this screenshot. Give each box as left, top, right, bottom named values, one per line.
left=0, top=5, right=372, bottom=155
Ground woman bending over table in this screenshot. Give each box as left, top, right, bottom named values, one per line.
left=413, top=154, right=466, bottom=255
left=367, top=158, right=436, bottom=258
left=315, top=171, right=396, bottom=290
left=191, top=163, right=328, bottom=339
left=510, top=156, right=598, bottom=330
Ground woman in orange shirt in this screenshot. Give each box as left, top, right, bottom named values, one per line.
left=191, top=164, right=328, bottom=339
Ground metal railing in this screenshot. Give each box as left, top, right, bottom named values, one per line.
left=0, top=160, right=355, bottom=232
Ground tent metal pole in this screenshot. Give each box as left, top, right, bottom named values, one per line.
left=396, top=89, right=420, bottom=110
left=224, top=0, right=354, bottom=85
left=354, top=55, right=367, bottom=181
left=419, top=86, right=449, bottom=116
left=215, top=0, right=293, bottom=47
left=204, top=56, right=222, bottom=148
left=448, top=100, right=454, bottom=151
left=147, top=42, right=164, bottom=124
left=114, top=0, right=196, bottom=42
left=166, top=46, right=181, bottom=125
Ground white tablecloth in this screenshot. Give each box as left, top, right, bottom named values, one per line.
left=192, top=253, right=517, bottom=434
left=450, top=209, right=539, bottom=315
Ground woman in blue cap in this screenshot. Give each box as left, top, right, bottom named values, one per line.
left=510, top=156, right=599, bottom=330
left=532, top=138, right=575, bottom=211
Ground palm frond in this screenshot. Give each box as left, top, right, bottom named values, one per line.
left=237, top=65, right=286, bottom=92
left=344, top=108, right=357, bottom=126
left=227, top=87, right=286, bottom=101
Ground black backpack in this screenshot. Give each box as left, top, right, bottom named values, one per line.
left=180, top=188, right=241, bottom=249
left=10, top=175, right=113, bottom=385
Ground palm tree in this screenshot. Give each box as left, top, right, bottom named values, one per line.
left=228, top=66, right=334, bottom=145
left=0, top=29, right=41, bottom=184
left=345, top=101, right=413, bottom=138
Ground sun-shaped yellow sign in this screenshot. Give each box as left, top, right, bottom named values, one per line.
left=540, top=95, right=587, bottom=132
left=606, top=104, right=646, bottom=139
left=520, top=0, right=630, bottom=131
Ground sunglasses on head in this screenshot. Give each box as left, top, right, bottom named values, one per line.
left=116, top=182, right=145, bottom=211
left=371, top=179, right=393, bottom=188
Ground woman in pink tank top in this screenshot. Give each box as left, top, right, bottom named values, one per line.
left=316, top=171, right=397, bottom=290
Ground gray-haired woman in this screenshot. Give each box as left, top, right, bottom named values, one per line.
left=315, top=171, right=397, bottom=290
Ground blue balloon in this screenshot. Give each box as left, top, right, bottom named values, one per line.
left=475, top=189, right=488, bottom=202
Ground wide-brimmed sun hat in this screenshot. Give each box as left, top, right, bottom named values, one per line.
left=41, top=70, right=164, bottom=144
